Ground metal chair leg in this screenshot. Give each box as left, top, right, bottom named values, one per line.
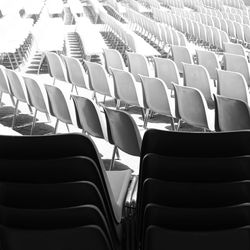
left=27, top=104, right=33, bottom=114
left=109, top=145, right=117, bottom=171
left=46, top=113, right=51, bottom=123
left=54, top=119, right=59, bottom=134
left=30, top=109, right=37, bottom=135
left=66, top=123, right=70, bottom=132
left=170, top=117, right=175, bottom=131
left=12, top=100, right=19, bottom=129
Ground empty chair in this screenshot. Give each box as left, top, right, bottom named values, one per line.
left=61, top=55, right=89, bottom=94
left=144, top=225, right=250, bottom=250
left=84, top=60, right=113, bottom=102
left=234, top=22, right=245, bottom=44
left=139, top=75, right=176, bottom=130
left=126, top=52, right=151, bottom=82
left=211, top=27, right=223, bottom=51
left=205, top=25, right=214, bottom=48
left=243, top=24, right=250, bottom=47
left=103, top=48, right=126, bottom=74
left=102, top=107, right=142, bottom=170
left=224, top=42, right=246, bottom=56
left=196, top=50, right=220, bottom=82
left=183, top=63, right=214, bottom=109
left=5, top=69, right=32, bottom=129
left=23, top=76, right=51, bottom=135
left=0, top=66, right=15, bottom=106
left=223, top=53, right=250, bottom=87
left=217, top=70, right=249, bottom=104
left=110, top=68, right=144, bottom=110
left=214, top=94, right=250, bottom=131
left=153, top=57, right=181, bottom=90
left=173, top=84, right=214, bottom=131
left=44, top=84, right=73, bottom=133
left=171, top=45, right=193, bottom=74
left=44, top=51, right=68, bottom=85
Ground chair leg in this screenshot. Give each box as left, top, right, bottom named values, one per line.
left=30, top=109, right=37, bottom=135
left=103, top=95, right=106, bottom=105
left=75, top=85, right=79, bottom=95
left=115, top=148, right=120, bottom=160
left=109, top=145, right=118, bottom=171
left=46, top=113, right=51, bottom=123
left=10, top=94, right=15, bottom=106
left=176, top=119, right=181, bottom=131
left=0, top=92, right=3, bottom=106
left=170, top=117, right=175, bottom=131
left=143, top=109, right=150, bottom=129
left=27, top=104, right=33, bottom=114
left=12, top=100, right=19, bottom=129
left=66, top=123, right=70, bottom=132
left=54, top=119, right=59, bottom=134
left=116, top=99, right=121, bottom=110
left=52, top=78, right=56, bottom=85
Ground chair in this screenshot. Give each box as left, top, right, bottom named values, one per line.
left=196, top=49, right=220, bottom=82
left=0, top=133, right=133, bottom=248
left=102, top=107, right=142, bottom=170
left=44, top=51, right=68, bottom=85
left=153, top=57, right=181, bottom=90
left=139, top=75, right=176, bottom=130
left=1, top=205, right=113, bottom=250
left=22, top=76, right=51, bottom=135
left=234, top=22, right=245, bottom=44
left=5, top=69, right=33, bottom=129
left=173, top=84, right=214, bottom=131
left=126, top=52, right=150, bottom=82
left=224, top=42, right=246, bottom=56
left=110, top=68, right=144, bottom=111
left=44, top=84, right=73, bottom=133
left=182, top=63, right=214, bottom=109
left=171, top=45, right=193, bottom=74
left=144, top=225, right=250, bottom=250
left=217, top=69, right=249, bottom=104
left=0, top=66, right=15, bottom=106
left=223, top=53, right=250, bottom=87
left=214, top=94, right=250, bottom=131
left=61, top=55, right=89, bottom=94
left=103, top=48, right=126, bottom=74
left=84, top=60, right=113, bottom=102
left=243, top=24, right=250, bottom=47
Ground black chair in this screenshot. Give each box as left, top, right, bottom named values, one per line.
left=0, top=205, right=112, bottom=250
left=144, top=225, right=250, bottom=250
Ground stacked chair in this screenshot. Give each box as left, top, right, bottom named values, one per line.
left=135, top=129, right=250, bottom=250
left=0, top=133, right=134, bottom=250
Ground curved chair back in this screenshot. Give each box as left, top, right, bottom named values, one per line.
left=44, top=51, right=68, bottom=83
left=183, top=63, right=214, bottom=109
left=224, top=42, right=246, bottom=56
left=61, top=55, right=88, bottom=89
left=153, top=57, right=180, bottom=90
left=127, top=52, right=150, bottom=82
left=103, top=107, right=142, bottom=156
left=103, top=48, right=126, bottom=74
left=217, top=70, right=249, bottom=104
left=214, top=94, right=250, bottom=131
left=173, top=84, right=214, bottom=131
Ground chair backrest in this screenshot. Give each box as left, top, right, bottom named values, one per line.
left=23, top=76, right=49, bottom=113
left=2, top=224, right=111, bottom=250
left=171, top=45, right=193, bottom=74
left=44, top=84, right=72, bottom=124
left=103, top=107, right=142, bottom=156
left=217, top=69, right=249, bottom=104
left=183, top=63, right=214, bottom=108
left=153, top=57, right=180, bottom=90
left=5, top=69, right=29, bottom=103
left=144, top=225, right=250, bottom=250
left=223, top=53, right=250, bottom=87
left=214, top=94, right=250, bottom=131
left=44, top=51, right=68, bottom=82
left=0, top=66, right=11, bottom=94
left=196, top=50, right=220, bottom=81
left=61, top=55, right=88, bottom=89
left=140, top=129, right=250, bottom=160
left=103, top=48, right=126, bottom=74
left=71, top=95, right=107, bottom=139
left=84, top=60, right=112, bottom=97
left=173, top=84, right=214, bottom=131
left=110, top=68, right=142, bottom=107
left=126, top=52, right=150, bottom=82
left=224, top=42, right=246, bottom=56
left=139, top=75, right=174, bottom=117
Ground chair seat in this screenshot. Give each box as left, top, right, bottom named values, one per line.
left=106, top=169, right=132, bottom=220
